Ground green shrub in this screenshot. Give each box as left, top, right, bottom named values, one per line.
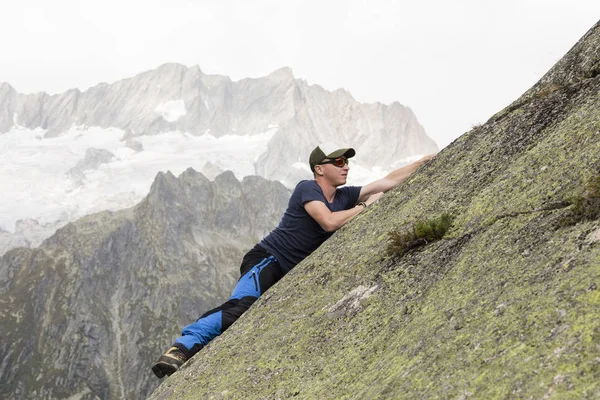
left=414, top=213, right=454, bottom=242
left=387, top=213, right=454, bottom=258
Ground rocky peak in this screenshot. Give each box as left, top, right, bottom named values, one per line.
left=265, top=66, right=295, bottom=83
left=141, top=168, right=287, bottom=237
left=155, top=62, right=190, bottom=75
left=214, top=170, right=241, bottom=190
left=179, top=166, right=210, bottom=183
left=0, top=81, right=16, bottom=95
left=145, top=170, right=184, bottom=206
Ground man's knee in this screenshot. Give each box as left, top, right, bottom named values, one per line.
left=221, top=296, right=257, bottom=330
left=198, top=299, right=238, bottom=319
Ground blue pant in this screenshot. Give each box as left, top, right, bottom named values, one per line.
left=174, top=245, right=283, bottom=357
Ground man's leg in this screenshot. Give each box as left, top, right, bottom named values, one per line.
left=152, top=254, right=282, bottom=378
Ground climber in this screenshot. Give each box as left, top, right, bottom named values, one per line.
left=152, top=142, right=434, bottom=378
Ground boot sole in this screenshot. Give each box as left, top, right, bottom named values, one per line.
left=152, top=360, right=180, bottom=378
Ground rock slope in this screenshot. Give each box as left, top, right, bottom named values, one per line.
left=0, top=170, right=290, bottom=399
left=149, top=21, right=600, bottom=399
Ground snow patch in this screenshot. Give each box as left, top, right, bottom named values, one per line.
left=291, top=162, right=311, bottom=173
left=155, top=100, right=187, bottom=122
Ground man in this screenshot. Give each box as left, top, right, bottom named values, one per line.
left=152, top=142, right=434, bottom=378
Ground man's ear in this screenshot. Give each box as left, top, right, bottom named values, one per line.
left=315, top=165, right=324, bottom=176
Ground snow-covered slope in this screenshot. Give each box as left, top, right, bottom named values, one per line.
left=0, top=126, right=275, bottom=232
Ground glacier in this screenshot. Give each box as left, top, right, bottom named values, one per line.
left=0, top=125, right=419, bottom=235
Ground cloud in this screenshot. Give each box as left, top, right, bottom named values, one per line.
left=1, top=0, right=599, bottom=147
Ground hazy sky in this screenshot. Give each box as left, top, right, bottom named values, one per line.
left=1, top=1, right=599, bottom=148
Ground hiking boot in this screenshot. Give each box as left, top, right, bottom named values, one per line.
left=152, top=346, right=188, bottom=378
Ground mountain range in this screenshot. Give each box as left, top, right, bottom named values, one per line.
left=0, top=64, right=438, bottom=256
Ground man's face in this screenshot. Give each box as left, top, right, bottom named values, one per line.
left=317, top=157, right=350, bottom=186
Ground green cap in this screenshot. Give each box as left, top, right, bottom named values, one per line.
left=309, top=142, right=356, bottom=172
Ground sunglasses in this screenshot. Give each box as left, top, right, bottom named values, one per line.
left=319, top=157, right=349, bottom=168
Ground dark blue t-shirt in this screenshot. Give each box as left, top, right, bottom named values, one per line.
left=260, top=180, right=362, bottom=273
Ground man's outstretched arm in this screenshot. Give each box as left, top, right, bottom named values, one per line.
left=304, top=193, right=381, bottom=232
left=357, top=154, right=435, bottom=202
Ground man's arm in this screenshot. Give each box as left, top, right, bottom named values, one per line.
left=304, top=193, right=381, bottom=232
left=357, top=154, right=435, bottom=202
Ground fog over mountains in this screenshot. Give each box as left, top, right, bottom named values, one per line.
left=0, top=64, right=438, bottom=255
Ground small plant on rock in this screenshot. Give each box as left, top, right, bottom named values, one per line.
left=386, top=213, right=454, bottom=258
